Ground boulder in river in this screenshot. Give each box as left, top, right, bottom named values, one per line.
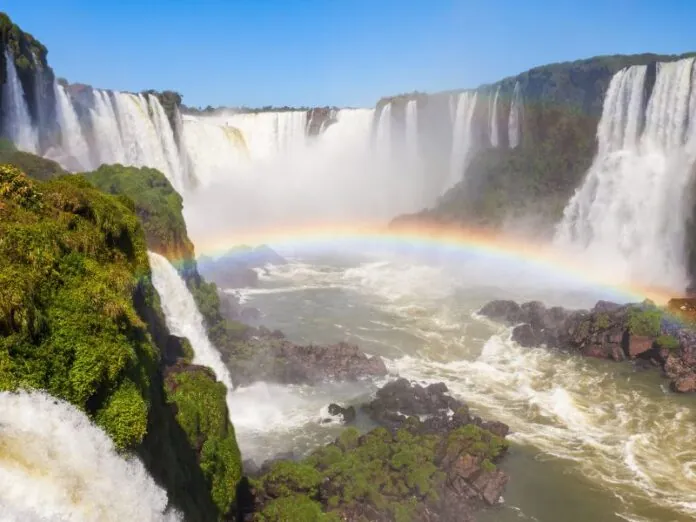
left=479, top=297, right=696, bottom=393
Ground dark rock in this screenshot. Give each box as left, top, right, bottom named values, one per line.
left=229, top=337, right=387, bottom=386
left=512, top=323, right=538, bottom=347
left=625, top=335, right=655, bottom=358
left=478, top=300, right=525, bottom=324
left=481, top=297, right=696, bottom=393
left=327, top=403, right=356, bottom=424
left=472, top=470, right=509, bottom=505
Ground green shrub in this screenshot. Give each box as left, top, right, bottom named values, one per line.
left=627, top=307, right=662, bottom=337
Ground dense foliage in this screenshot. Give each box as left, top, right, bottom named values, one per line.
left=83, top=164, right=195, bottom=262
left=0, top=164, right=153, bottom=448
left=254, top=422, right=508, bottom=521
left=165, top=366, right=243, bottom=516
left=0, top=162, right=244, bottom=520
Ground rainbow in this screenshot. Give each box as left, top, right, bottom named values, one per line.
left=188, top=222, right=681, bottom=306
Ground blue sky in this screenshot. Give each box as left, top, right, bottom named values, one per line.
left=4, top=0, right=695, bottom=108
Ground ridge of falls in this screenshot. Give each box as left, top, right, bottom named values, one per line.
left=508, top=81, right=522, bottom=148
left=2, top=49, right=38, bottom=153
left=147, top=251, right=235, bottom=409
left=0, top=390, right=180, bottom=522
left=555, top=57, right=696, bottom=289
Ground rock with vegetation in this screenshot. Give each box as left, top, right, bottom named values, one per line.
left=82, top=164, right=195, bottom=264
left=250, top=379, right=510, bottom=521
left=479, top=298, right=696, bottom=392
left=0, top=138, right=67, bottom=180
left=0, top=163, right=242, bottom=521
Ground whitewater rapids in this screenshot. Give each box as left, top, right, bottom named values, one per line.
left=229, top=249, right=696, bottom=522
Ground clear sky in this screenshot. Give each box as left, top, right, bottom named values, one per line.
left=4, top=0, right=695, bottom=108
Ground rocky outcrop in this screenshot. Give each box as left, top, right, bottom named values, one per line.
left=228, top=335, right=388, bottom=387
left=479, top=298, right=696, bottom=392
left=251, top=378, right=510, bottom=521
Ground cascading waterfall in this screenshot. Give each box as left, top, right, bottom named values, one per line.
left=147, top=252, right=236, bottom=410
left=148, top=94, right=186, bottom=193
left=53, top=82, right=91, bottom=169
left=555, top=57, right=696, bottom=289
left=375, top=102, right=392, bottom=157
left=508, top=81, right=522, bottom=148
left=0, top=390, right=180, bottom=522
left=89, top=90, right=126, bottom=166
left=447, top=91, right=478, bottom=192
left=489, top=86, right=500, bottom=147
left=404, top=99, right=419, bottom=158
left=2, top=49, right=39, bottom=153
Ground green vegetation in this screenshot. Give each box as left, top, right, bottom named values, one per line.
left=655, top=334, right=680, bottom=352
left=0, top=139, right=67, bottom=181
left=0, top=161, right=243, bottom=520
left=595, top=313, right=611, bottom=330
left=165, top=367, right=243, bottom=516
left=254, top=423, right=508, bottom=520
left=0, top=164, right=153, bottom=448
left=626, top=307, right=662, bottom=337
left=83, top=164, right=194, bottom=262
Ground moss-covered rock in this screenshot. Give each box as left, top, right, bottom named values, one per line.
left=164, top=364, right=243, bottom=516
left=82, top=164, right=194, bottom=263
left=0, top=164, right=152, bottom=447
left=251, top=380, right=510, bottom=521
left=1, top=163, right=245, bottom=521
left=0, top=142, right=67, bottom=180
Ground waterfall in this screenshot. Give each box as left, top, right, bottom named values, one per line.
left=555, top=57, right=696, bottom=289
left=405, top=99, right=419, bottom=156
left=447, top=92, right=478, bottom=191
left=148, top=95, right=186, bottom=192
left=0, top=390, right=181, bottom=522
left=89, top=90, right=126, bottom=166
left=489, top=86, right=501, bottom=147
left=2, top=49, right=38, bottom=153
left=375, top=102, right=392, bottom=157
left=54, top=82, right=90, bottom=169
left=147, top=251, right=236, bottom=410
left=508, top=82, right=522, bottom=148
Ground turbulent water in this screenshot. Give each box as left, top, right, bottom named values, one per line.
left=228, top=248, right=696, bottom=522
left=0, top=391, right=180, bottom=522
left=556, top=57, right=696, bottom=290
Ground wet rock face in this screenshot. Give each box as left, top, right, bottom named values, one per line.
left=327, top=403, right=356, bottom=424
left=480, top=298, right=696, bottom=393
